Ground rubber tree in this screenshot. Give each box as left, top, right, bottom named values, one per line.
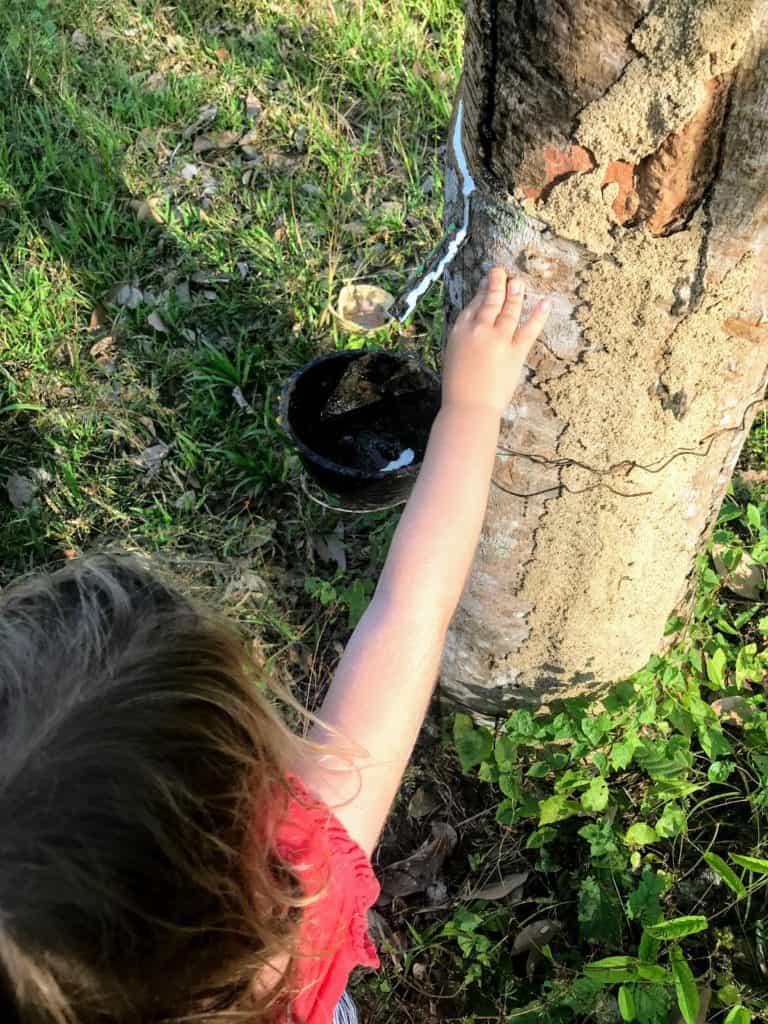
left=440, top=0, right=768, bottom=716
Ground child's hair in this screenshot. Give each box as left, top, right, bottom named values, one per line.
left=0, top=553, right=309, bottom=1024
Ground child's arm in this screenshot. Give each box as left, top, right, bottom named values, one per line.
left=296, top=268, right=551, bottom=855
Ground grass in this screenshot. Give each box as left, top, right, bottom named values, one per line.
left=2, top=2, right=768, bottom=1023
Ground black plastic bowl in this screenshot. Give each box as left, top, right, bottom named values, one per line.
left=279, top=350, right=441, bottom=510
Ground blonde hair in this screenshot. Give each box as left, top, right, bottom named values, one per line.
left=0, top=553, right=318, bottom=1023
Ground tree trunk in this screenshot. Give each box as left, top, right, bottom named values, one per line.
left=441, top=0, right=768, bottom=716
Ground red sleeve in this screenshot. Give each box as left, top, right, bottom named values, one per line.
left=275, top=774, right=380, bottom=1024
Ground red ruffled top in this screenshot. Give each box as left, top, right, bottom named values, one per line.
left=275, top=775, right=380, bottom=1024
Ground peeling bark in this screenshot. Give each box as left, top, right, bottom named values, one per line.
left=442, top=0, right=768, bottom=716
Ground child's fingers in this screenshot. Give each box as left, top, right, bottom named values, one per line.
left=514, top=298, right=552, bottom=350
left=460, top=273, right=489, bottom=318
left=474, top=266, right=508, bottom=324
left=495, top=278, right=525, bottom=334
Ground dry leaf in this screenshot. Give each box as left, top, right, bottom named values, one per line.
left=70, top=29, right=88, bottom=50
left=377, top=822, right=457, bottom=906
left=712, top=696, right=754, bottom=726
left=344, top=220, right=368, bottom=238
left=214, top=47, right=230, bottom=62
left=469, top=871, right=529, bottom=902
left=136, top=443, right=170, bottom=471
left=182, top=104, right=219, bottom=140
left=712, top=544, right=764, bottom=599
left=6, top=473, right=37, bottom=509
left=88, top=307, right=107, bottom=332
left=191, top=269, right=230, bottom=286
left=231, top=386, right=253, bottom=413
left=208, top=130, right=241, bottom=150
left=89, top=336, right=116, bottom=360
left=294, top=127, right=308, bottom=152
left=366, top=909, right=395, bottom=947
left=130, top=198, right=165, bottom=225
left=314, top=535, right=347, bottom=573
left=108, top=283, right=143, bottom=309
left=148, top=312, right=168, bottom=333
left=142, top=71, right=167, bottom=92
left=224, top=570, right=267, bottom=601
left=511, top=919, right=561, bottom=956
left=245, top=91, right=262, bottom=121
left=239, top=127, right=259, bottom=148
left=407, top=785, right=440, bottom=820
left=336, top=283, right=394, bottom=332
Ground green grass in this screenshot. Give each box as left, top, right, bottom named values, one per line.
left=0, top=0, right=459, bottom=586
left=3, top=2, right=768, bottom=1023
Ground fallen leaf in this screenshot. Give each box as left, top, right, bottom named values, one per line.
left=469, top=871, right=529, bottom=902
left=136, top=443, right=170, bottom=470
left=182, top=104, right=219, bottom=140
left=712, top=696, right=754, bottom=726
left=214, top=46, right=230, bottom=62
left=70, top=29, right=88, bottom=50
left=737, top=469, right=768, bottom=485
left=174, top=280, right=191, bottom=304
left=336, top=283, right=395, bottom=332
left=6, top=473, right=37, bottom=509
left=426, top=880, right=449, bottom=906
left=142, top=71, right=167, bottom=92
left=224, top=570, right=267, bottom=601
left=314, top=535, right=347, bottom=573
left=344, top=220, right=368, bottom=238
left=244, top=91, right=262, bottom=121
left=294, top=126, right=308, bottom=152
left=377, top=822, right=457, bottom=905
left=108, top=283, right=143, bottom=309
left=181, top=163, right=199, bottom=180
left=130, top=198, right=165, bottom=225
left=407, top=784, right=440, bottom=820
left=90, top=336, right=116, bottom=360
left=88, top=306, right=107, bottom=332
left=366, top=909, right=395, bottom=946
left=511, top=919, right=562, bottom=956
left=712, top=543, right=763, bottom=599
left=148, top=312, right=168, bottom=333
left=379, top=200, right=402, bottom=219
left=239, top=127, right=260, bottom=148
left=232, top=386, right=253, bottom=412
left=192, top=271, right=230, bottom=290
left=193, top=131, right=240, bottom=154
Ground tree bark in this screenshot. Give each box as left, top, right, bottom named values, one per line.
left=441, top=0, right=768, bottom=716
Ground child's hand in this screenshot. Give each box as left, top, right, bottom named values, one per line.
left=441, top=266, right=551, bottom=417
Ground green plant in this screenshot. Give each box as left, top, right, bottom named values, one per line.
left=446, top=484, right=768, bottom=1021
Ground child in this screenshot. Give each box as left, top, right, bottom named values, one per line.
left=0, top=267, right=550, bottom=1024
